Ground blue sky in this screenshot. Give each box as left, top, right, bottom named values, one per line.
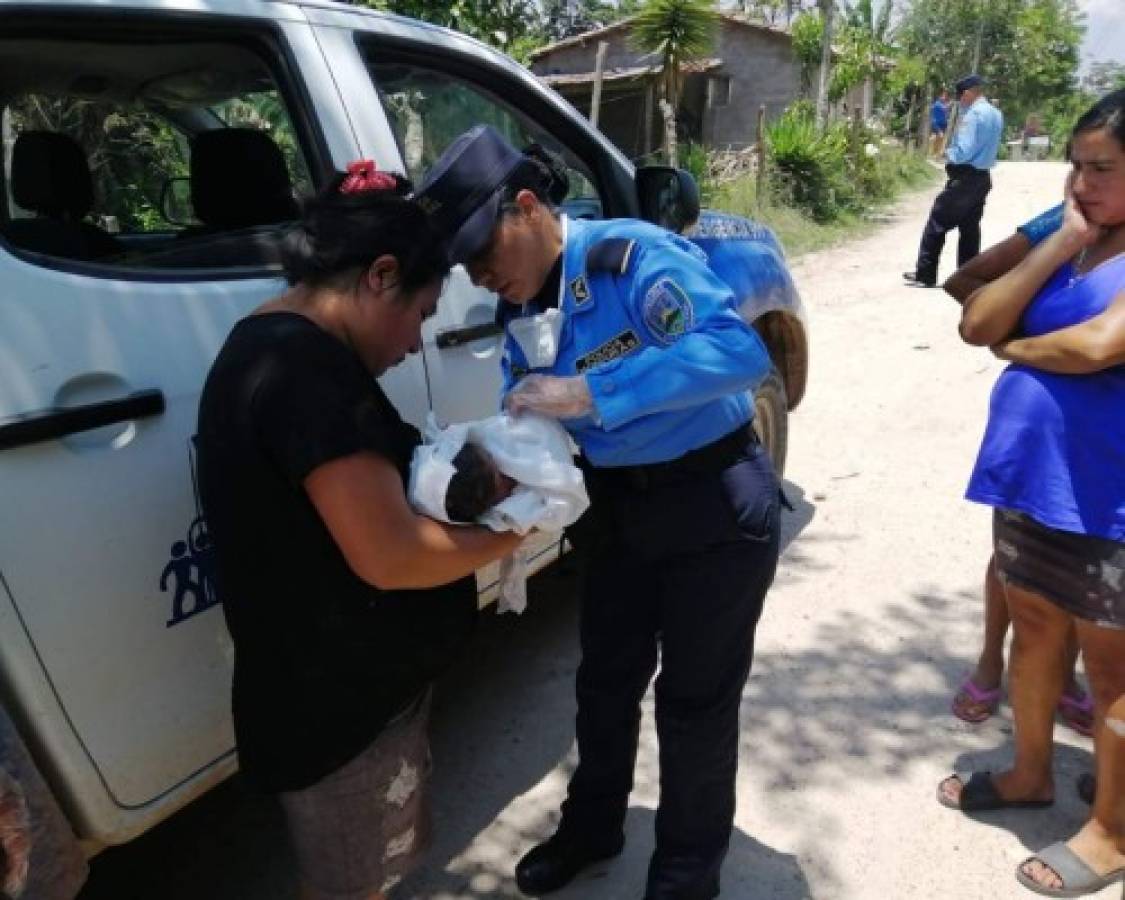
left=1079, top=0, right=1125, bottom=72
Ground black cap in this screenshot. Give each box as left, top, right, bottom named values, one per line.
left=416, top=125, right=525, bottom=265
left=955, top=74, right=985, bottom=98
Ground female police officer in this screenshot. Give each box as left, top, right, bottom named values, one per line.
left=419, top=126, right=781, bottom=900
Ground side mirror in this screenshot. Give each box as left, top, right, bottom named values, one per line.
left=636, top=167, right=701, bottom=234
left=160, top=177, right=194, bottom=227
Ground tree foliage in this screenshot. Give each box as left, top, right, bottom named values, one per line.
left=896, top=0, right=1083, bottom=130
left=791, top=11, right=823, bottom=96
left=735, top=0, right=818, bottom=27
left=1083, top=61, right=1125, bottom=98
left=630, top=0, right=719, bottom=113
left=351, top=0, right=542, bottom=57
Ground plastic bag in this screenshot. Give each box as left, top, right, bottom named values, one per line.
left=408, top=412, right=589, bottom=613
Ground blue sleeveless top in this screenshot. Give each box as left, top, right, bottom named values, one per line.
left=966, top=254, right=1125, bottom=541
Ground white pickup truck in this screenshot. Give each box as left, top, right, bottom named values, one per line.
left=0, top=0, right=807, bottom=861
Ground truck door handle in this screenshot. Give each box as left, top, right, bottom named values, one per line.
left=0, top=388, right=165, bottom=451
left=435, top=322, right=504, bottom=350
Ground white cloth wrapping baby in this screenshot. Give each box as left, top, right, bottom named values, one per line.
left=408, top=412, right=589, bottom=613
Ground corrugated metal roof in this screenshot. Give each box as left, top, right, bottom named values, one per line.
left=539, top=57, right=723, bottom=87
left=529, top=12, right=791, bottom=62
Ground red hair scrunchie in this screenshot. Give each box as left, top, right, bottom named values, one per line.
left=340, top=159, right=399, bottom=194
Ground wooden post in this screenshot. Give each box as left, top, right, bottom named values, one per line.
left=851, top=106, right=863, bottom=169
left=756, top=104, right=767, bottom=215
left=815, top=0, right=834, bottom=127
left=589, top=41, right=609, bottom=129
left=904, top=91, right=916, bottom=151
left=642, top=81, right=655, bottom=159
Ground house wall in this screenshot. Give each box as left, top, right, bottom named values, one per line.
left=531, top=20, right=864, bottom=151
left=705, top=24, right=801, bottom=148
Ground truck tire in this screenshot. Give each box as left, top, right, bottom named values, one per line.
left=752, top=368, right=788, bottom=476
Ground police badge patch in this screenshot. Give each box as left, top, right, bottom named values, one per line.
left=642, top=278, right=694, bottom=344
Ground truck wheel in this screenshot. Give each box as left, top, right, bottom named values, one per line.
left=752, top=368, right=788, bottom=475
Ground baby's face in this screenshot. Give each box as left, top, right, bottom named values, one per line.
left=490, top=465, right=517, bottom=505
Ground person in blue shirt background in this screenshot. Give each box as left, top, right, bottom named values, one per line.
left=905, top=73, right=1004, bottom=288
left=419, top=125, right=781, bottom=900
left=929, top=88, right=950, bottom=157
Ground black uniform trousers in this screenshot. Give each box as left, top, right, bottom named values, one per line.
left=914, top=164, right=993, bottom=282
left=561, top=432, right=780, bottom=900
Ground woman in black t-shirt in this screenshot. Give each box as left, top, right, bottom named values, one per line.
left=196, top=163, right=521, bottom=900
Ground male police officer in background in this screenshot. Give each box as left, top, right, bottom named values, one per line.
left=904, top=74, right=1004, bottom=288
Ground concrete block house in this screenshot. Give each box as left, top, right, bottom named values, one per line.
left=529, top=13, right=863, bottom=161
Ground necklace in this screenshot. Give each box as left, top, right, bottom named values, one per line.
left=1068, top=247, right=1089, bottom=287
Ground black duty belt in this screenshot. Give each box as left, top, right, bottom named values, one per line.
left=945, top=163, right=989, bottom=178
left=590, top=424, right=758, bottom=491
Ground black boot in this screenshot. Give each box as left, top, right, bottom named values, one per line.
left=515, top=829, right=625, bottom=895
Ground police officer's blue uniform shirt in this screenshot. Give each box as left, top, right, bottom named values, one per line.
left=946, top=97, right=1004, bottom=169
left=1017, top=204, right=1064, bottom=247
left=500, top=217, right=772, bottom=467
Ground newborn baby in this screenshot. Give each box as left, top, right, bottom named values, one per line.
left=444, top=443, right=517, bottom=523
left=408, top=413, right=591, bottom=614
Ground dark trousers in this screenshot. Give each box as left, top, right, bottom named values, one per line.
left=560, top=440, right=780, bottom=900
left=914, top=165, right=992, bottom=281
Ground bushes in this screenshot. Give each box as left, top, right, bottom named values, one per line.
left=763, top=104, right=933, bottom=223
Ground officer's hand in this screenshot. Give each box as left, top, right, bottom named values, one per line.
left=0, top=769, right=31, bottom=898
left=505, top=374, right=593, bottom=420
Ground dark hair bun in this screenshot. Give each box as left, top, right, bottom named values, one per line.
left=280, top=171, right=449, bottom=291
left=523, top=143, right=570, bottom=205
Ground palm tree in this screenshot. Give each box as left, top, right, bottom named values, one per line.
left=631, top=0, right=719, bottom=142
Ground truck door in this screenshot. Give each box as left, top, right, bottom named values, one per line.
left=0, top=11, right=393, bottom=840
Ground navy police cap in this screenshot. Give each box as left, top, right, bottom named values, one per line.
left=955, top=74, right=985, bottom=97
left=416, top=125, right=525, bottom=265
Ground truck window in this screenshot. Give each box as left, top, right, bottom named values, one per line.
left=0, top=36, right=316, bottom=272
left=363, top=58, right=603, bottom=221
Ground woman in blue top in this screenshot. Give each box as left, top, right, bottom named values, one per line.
left=944, top=203, right=1094, bottom=738
left=419, top=127, right=780, bottom=900
left=936, top=91, right=1125, bottom=897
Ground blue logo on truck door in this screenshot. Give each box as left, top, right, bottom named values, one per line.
left=158, top=439, right=220, bottom=627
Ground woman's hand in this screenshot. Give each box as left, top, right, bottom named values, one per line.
left=0, top=769, right=30, bottom=898
left=1060, top=180, right=1104, bottom=255
left=505, top=375, right=593, bottom=420
left=990, top=340, right=1015, bottom=362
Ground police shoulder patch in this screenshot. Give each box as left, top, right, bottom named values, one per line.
left=586, top=238, right=636, bottom=275
left=642, top=278, right=694, bottom=344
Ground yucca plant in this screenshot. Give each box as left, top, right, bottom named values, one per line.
left=631, top=0, right=718, bottom=118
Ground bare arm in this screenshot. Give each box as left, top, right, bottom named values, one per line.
left=992, top=290, right=1125, bottom=374
left=943, top=232, right=1032, bottom=304
left=960, top=195, right=1100, bottom=346
left=960, top=229, right=1085, bottom=345
left=305, top=452, right=523, bottom=591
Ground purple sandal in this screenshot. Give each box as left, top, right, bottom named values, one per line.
left=951, top=676, right=1002, bottom=723
left=1057, top=688, right=1094, bottom=738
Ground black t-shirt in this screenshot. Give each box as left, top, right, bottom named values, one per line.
left=196, top=312, right=477, bottom=792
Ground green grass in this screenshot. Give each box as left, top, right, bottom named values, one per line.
left=707, top=148, right=939, bottom=259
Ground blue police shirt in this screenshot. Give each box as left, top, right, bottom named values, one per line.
left=500, top=217, right=772, bottom=467
left=946, top=98, right=1003, bottom=170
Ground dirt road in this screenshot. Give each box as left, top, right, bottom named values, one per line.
left=82, top=162, right=1106, bottom=900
